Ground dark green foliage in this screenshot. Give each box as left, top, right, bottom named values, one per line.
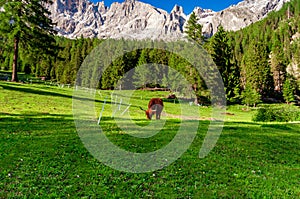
left=228, top=0, right=300, bottom=99
left=132, top=49, right=152, bottom=89
left=184, top=12, right=204, bottom=44
left=167, top=51, right=208, bottom=104
left=240, top=41, right=273, bottom=96
left=0, top=0, right=299, bottom=105
left=210, top=26, right=240, bottom=102
left=241, top=83, right=261, bottom=107
left=49, top=37, right=99, bottom=83
left=253, top=105, right=300, bottom=122
left=0, top=0, right=57, bottom=82
left=283, top=78, right=296, bottom=103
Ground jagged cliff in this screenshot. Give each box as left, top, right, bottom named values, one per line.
left=47, top=0, right=290, bottom=40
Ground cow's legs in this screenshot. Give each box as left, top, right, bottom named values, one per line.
left=156, top=112, right=160, bottom=119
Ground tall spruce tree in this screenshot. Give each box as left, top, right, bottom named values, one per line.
left=241, top=41, right=273, bottom=97
left=241, top=83, right=261, bottom=108
left=184, top=12, right=204, bottom=45
left=283, top=78, right=295, bottom=104
left=133, top=49, right=152, bottom=88
left=0, top=0, right=56, bottom=82
left=210, top=26, right=240, bottom=102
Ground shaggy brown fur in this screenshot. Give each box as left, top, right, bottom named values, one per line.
left=145, top=98, right=164, bottom=120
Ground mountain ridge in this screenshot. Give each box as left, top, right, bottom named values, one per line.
left=47, top=0, right=291, bottom=40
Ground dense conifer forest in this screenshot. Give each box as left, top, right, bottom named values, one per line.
left=0, top=0, right=299, bottom=104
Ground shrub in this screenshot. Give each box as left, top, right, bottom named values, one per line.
left=253, top=105, right=300, bottom=122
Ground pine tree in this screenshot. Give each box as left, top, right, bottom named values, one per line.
left=241, top=41, right=273, bottom=97
left=210, top=26, right=240, bottom=102
left=133, top=49, right=152, bottom=88
left=283, top=78, right=295, bottom=104
left=3, top=52, right=13, bottom=71
left=0, top=0, right=57, bottom=82
left=241, top=83, right=261, bottom=108
left=184, top=12, right=204, bottom=45
left=71, top=47, right=83, bottom=81
left=148, top=49, right=168, bottom=86
left=269, top=46, right=285, bottom=92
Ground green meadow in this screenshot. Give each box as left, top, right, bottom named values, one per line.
left=0, top=81, right=300, bottom=198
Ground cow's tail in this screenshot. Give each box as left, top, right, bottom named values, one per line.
left=139, top=106, right=146, bottom=111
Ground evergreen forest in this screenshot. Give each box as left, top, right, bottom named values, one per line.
left=0, top=0, right=300, bottom=105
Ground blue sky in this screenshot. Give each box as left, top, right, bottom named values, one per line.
left=92, top=0, right=244, bottom=14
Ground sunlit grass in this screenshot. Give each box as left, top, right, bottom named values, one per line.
left=0, top=82, right=300, bottom=198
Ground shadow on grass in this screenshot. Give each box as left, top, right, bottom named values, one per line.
left=1, top=82, right=73, bottom=98
left=1, top=113, right=300, bottom=198
left=0, top=112, right=72, bottom=117
left=0, top=112, right=75, bottom=136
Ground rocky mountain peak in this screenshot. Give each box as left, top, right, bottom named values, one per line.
left=124, top=0, right=135, bottom=2
left=47, top=0, right=291, bottom=40
left=196, top=0, right=290, bottom=37
left=94, top=1, right=107, bottom=13
left=192, top=6, right=214, bottom=14
left=171, top=4, right=184, bottom=14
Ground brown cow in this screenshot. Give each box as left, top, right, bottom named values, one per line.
left=145, top=98, right=164, bottom=120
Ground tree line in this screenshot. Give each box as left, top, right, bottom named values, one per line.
left=206, top=0, right=300, bottom=104
left=224, top=0, right=300, bottom=104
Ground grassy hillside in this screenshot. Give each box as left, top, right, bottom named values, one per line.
left=0, top=82, right=300, bottom=198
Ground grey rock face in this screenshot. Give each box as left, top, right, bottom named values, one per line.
left=47, top=0, right=290, bottom=40
left=195, top=0, right=291, bottom=37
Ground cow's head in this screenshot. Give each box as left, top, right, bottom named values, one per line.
left=145, top=109, right=156, bottom=120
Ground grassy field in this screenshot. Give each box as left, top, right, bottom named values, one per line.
left=0, top=81, right=300, bottom=198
